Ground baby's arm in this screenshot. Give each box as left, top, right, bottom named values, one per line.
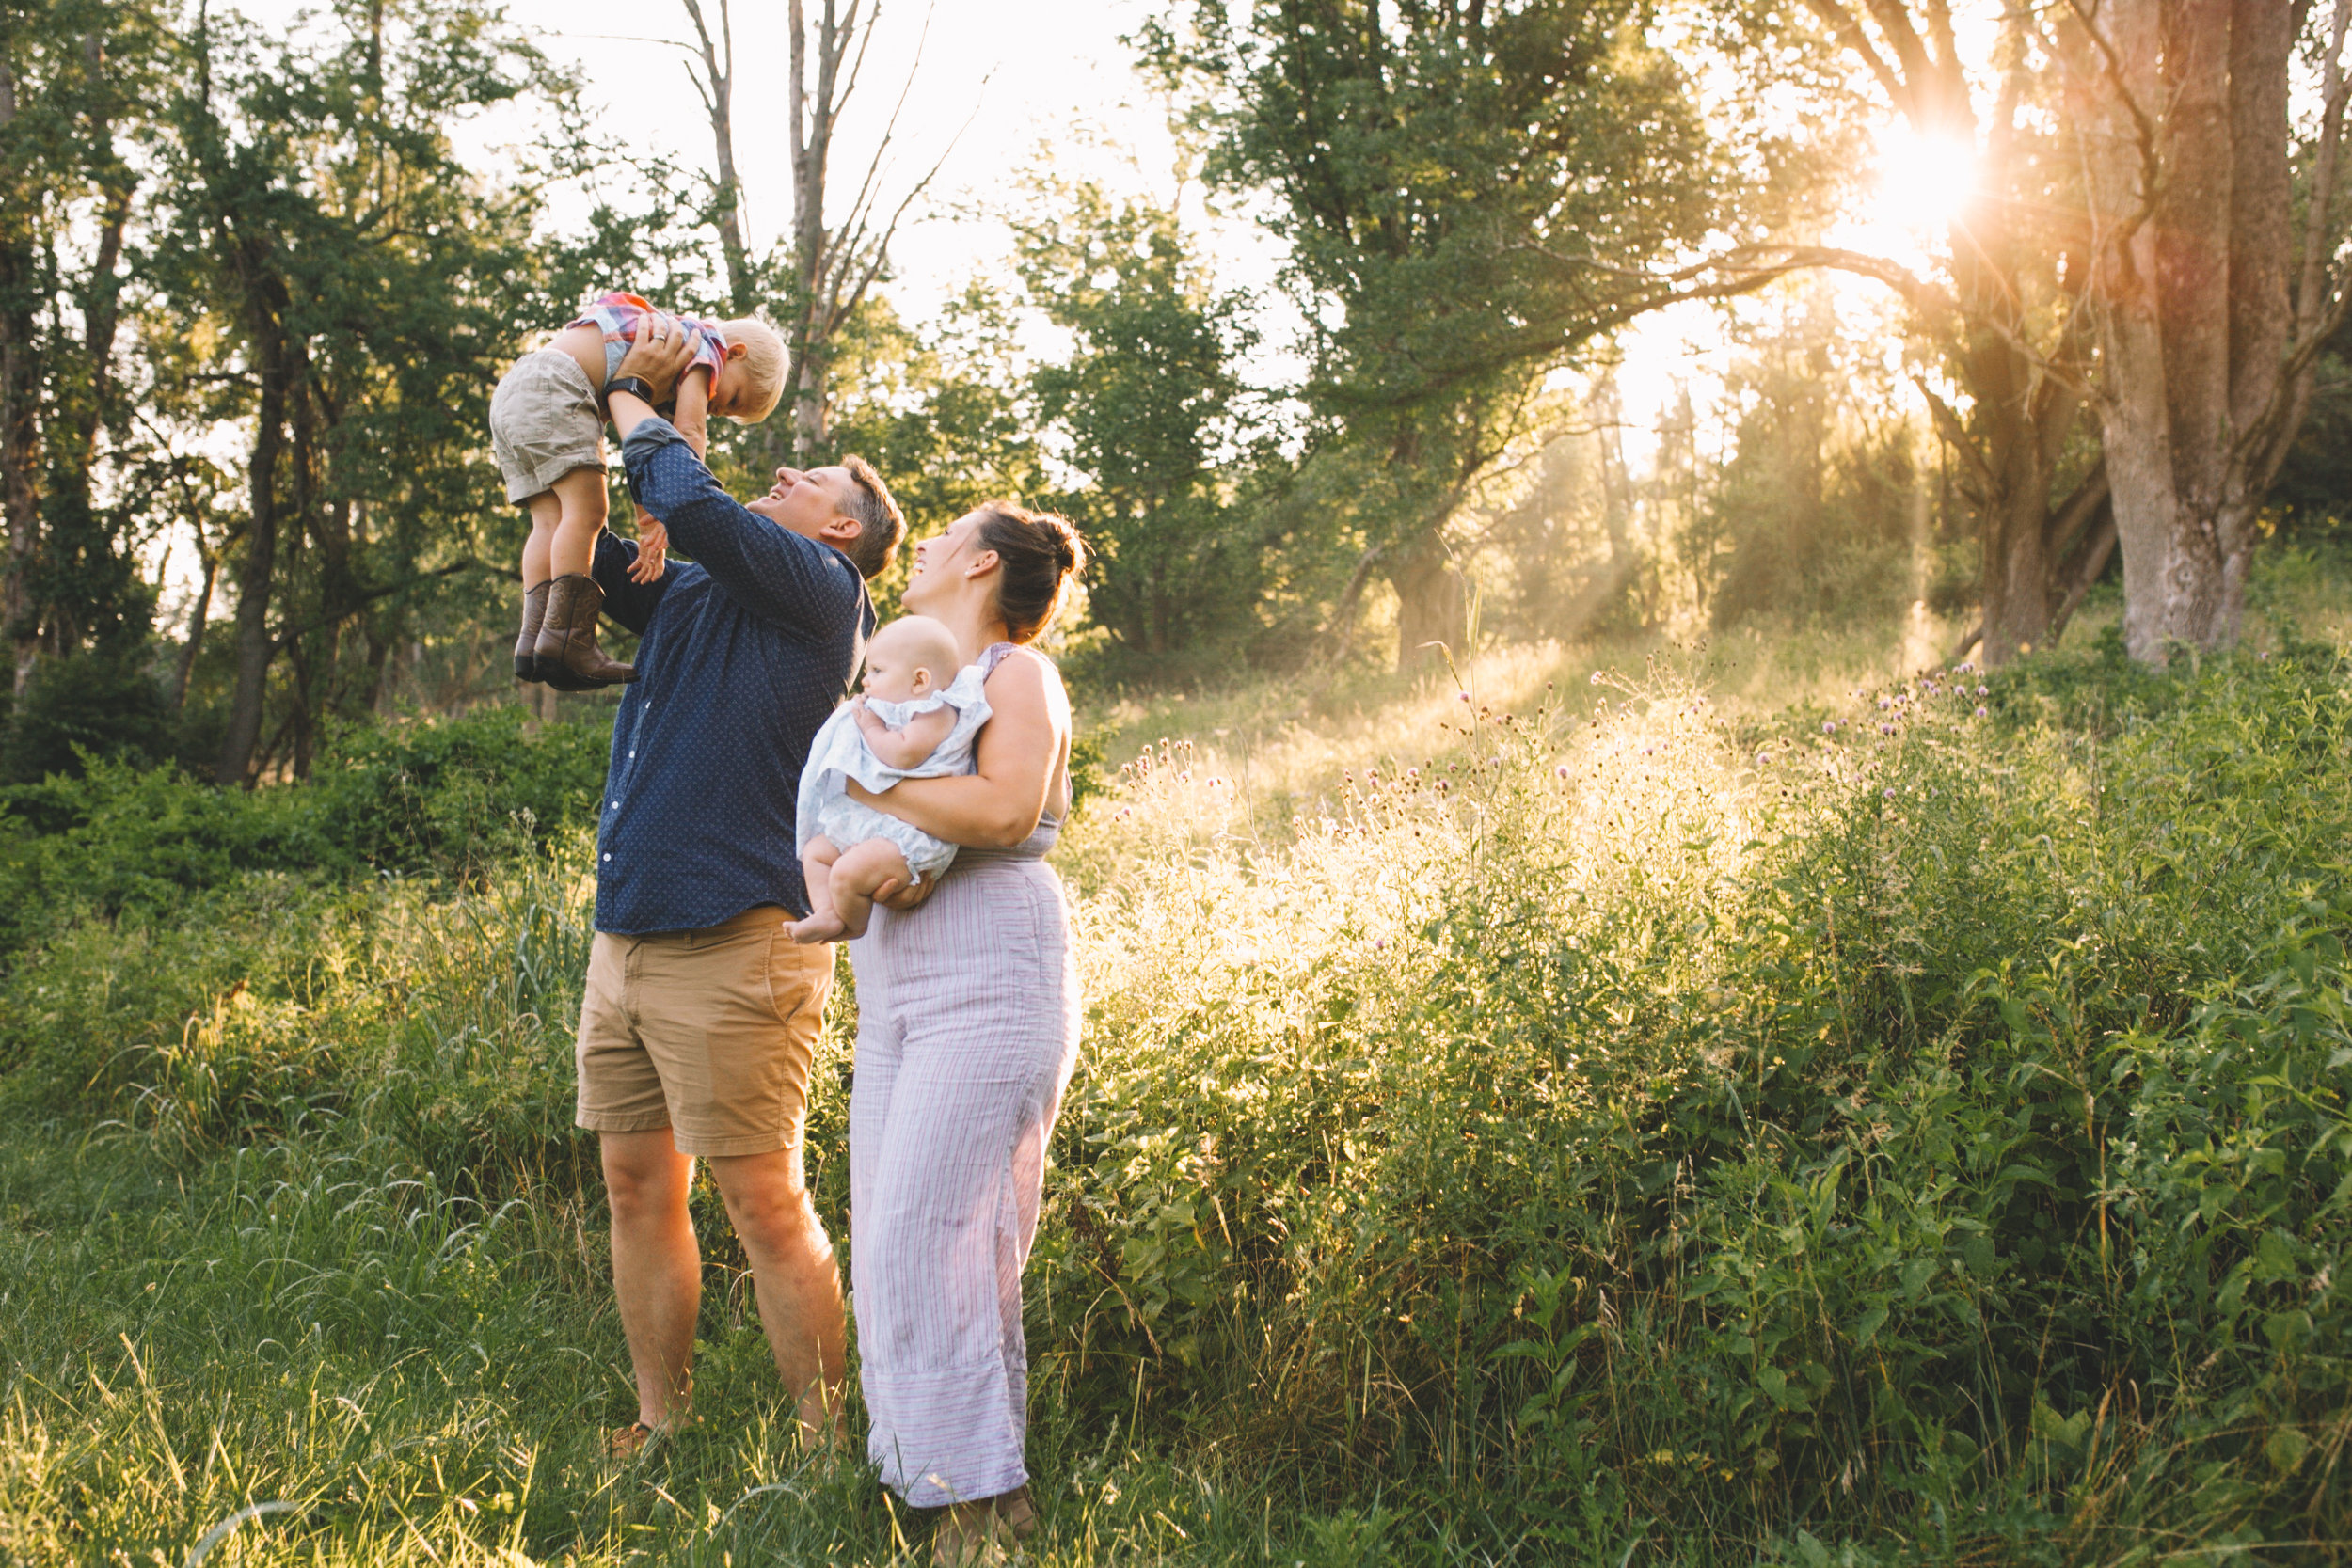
left=856, top=701, right=959, bottom=770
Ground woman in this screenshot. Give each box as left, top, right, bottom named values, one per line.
left=842, top=500, right=1086, bottom=1564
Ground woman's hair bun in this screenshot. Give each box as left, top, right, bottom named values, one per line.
left=977, top=501, right=1087, bottom=644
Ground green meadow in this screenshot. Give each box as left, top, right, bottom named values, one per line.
left=3, top=568, right=2348, bottom=1565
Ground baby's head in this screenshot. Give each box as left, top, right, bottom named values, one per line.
left=709, top=318, right=787, bottom=424
left=861, top=615, right=960, bottom=704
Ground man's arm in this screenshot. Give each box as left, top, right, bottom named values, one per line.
left=856, top=702, right=958, bottom=770
left=618, top=421, right=863, bottom=635
left=591, top=530, right=673, bottom=634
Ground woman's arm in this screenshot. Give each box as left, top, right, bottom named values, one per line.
left=847, top=653, right=1067, bottom=848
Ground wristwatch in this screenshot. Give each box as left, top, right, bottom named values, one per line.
left=602, top=374, right=659, bottom=409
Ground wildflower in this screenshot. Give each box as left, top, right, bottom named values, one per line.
left=1877, top=696, right=1890, bottom=709
left=1975, top=705, right=1988, bottom=718
left=1458, top=691, right=1472, bottom=703
left=1883, top=788, right=1895, bottom=799
left=1822, top=721, right=1836, bottom=734
left=1555, top=764, right=1570, bottom=778
left=1976, top=684, right=1989, bottom=697
left=1589, top=672, right=1602, bottom=685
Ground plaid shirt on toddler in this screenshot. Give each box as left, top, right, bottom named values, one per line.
left=568, top=292, right=731, bottom=404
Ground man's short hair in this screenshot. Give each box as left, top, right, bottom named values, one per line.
left=837, top=454, right=907, bottom=581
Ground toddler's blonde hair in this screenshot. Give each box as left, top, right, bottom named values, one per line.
left=719, top=318, right=787, bottom=423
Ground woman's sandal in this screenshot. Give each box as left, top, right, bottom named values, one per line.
left=932, top=1486, right=1039, bottom=1567
left=607, top=1420, right=656, bottom=1461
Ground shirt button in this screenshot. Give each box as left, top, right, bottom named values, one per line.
left=628, top=750, right=637, bottom=758
left=602, top=853, right=612, bottom=862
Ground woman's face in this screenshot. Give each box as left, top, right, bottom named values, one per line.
left=900, top=511, right=987, bottom=615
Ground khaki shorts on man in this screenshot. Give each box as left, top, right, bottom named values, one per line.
left=576, top=905, right=833, bottom=1155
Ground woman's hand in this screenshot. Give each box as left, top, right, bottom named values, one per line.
left=868, top=871, right=938, bottom=912
left=610, top=313, right=699, bottom=412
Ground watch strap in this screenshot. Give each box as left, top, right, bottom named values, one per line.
left=601, top=374, right=658, bottom=408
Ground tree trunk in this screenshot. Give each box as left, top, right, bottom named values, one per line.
left=2074, top=0, right=2319, bottom=662
left=1976, top=436, right=2058, bottom=665
left=787, top=0, right=833, bottom=459
left=0, top=53, right=41, bottom=697
left=1389, top=533, right=1470, bottom=674
left=217, top=363, right=285, bottom=784
left=680, top=0, right=753, bottom=310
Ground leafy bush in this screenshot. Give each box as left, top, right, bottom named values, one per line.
left=0, top=706, right=610, bottom=959
left=1041, top=647, right=2352, bottom=1555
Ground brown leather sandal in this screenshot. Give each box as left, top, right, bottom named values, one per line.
left=607, top=1420, right=655, bottom=1460
left=533, top=573, right=636, bottom=688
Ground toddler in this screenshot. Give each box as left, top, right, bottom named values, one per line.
left=791, top=616, right=992, bottom=943
left=490, top=291, right=786, bottom=688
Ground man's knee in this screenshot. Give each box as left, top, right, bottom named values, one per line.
left=709, top=1153, right=821, bottom=1245
left=603, top=1132, right=690, bottom=1222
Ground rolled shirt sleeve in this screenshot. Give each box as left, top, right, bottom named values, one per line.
left=622, top=418, right=866, bottom=638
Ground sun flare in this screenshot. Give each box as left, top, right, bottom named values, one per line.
left=1873, top=125, right=1979, bottom=235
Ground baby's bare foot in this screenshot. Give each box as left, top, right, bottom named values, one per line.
left=789, top=912, right=847, bottom=944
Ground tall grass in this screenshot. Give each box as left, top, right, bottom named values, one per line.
left=1, top=608, right=2347, bottom=1562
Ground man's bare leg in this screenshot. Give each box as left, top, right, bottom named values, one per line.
left=707, top=1148, right=848, bottom=1442
left=787, top=837, right=846, bottom=944
left=826, top=838, right=916, bottom=941
left=601, top=1130, right=699, bottom=1432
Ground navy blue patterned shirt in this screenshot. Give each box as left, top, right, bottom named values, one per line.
left=589, top=418, right=874, bottom=931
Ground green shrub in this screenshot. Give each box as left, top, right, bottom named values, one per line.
left=0, top=706, right=610, bottom=960
left=1040, top=647, right=2352, bottom=1554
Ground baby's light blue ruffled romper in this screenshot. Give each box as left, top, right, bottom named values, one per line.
left=795, top=664, right=993, bottom=878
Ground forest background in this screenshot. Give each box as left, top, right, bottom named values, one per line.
left=4, top=0, right=2347, bottom=778
left=4, top=1, right=2352, bottom=1564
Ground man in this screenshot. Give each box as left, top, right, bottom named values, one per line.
left=574, top=320, right=906, bottom=1452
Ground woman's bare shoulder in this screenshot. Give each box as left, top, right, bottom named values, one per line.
left=982, top=644, right=1063, bottom=692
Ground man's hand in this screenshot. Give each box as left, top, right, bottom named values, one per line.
left=611, top=312, right=698, bottom=411
left=629, top=511, right=669, bottom=584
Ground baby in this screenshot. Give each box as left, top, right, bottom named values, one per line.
left=490, top=291, right=786, bottom=689
left=791, top=615, right=992, bottom=944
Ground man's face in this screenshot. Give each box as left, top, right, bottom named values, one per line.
left=748, top=465, right=862, bottom=546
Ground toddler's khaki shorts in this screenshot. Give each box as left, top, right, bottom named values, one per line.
left=489, top=349, right=606, bottom=504
left=574, top=906, right=836, bottom=1157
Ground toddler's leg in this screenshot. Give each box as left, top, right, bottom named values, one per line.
left=787, top=838, right=848, bottom=944
left=548, top=467, right=609, bottom=579
left=534, top=466, right=635, bottom=688
left=823, top=839, right=916, bottom=942
left=516, top=491, right=564, bottom=682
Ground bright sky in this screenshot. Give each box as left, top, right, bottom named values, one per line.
left=512, top=0, right=1184, bottom=310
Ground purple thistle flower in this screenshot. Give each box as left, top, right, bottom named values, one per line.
left=1975, top=705, right=1989, bottom=718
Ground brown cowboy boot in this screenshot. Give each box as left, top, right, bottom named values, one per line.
left=532, top=573, right=636, bottom=687
left=513, top=580, right=552, bottom=683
